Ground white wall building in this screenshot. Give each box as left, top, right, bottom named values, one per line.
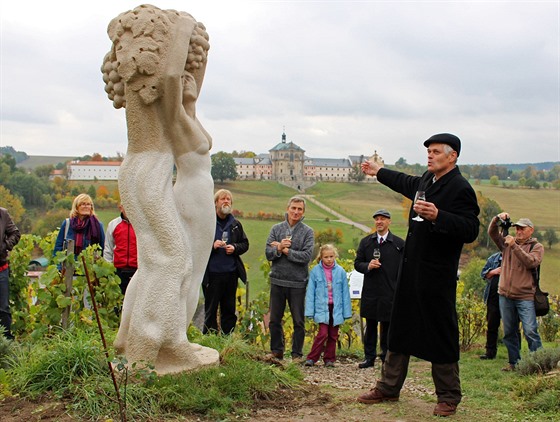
left=67, top=161, right=121, bottom=181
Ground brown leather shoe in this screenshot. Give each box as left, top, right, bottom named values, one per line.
left=433, top=402, right=457, bottom=417
left=357, top=388, right=399, bottom=404
left=501, top=364, right=515, bottom=372
left=265, top=352, right=283, bottom=361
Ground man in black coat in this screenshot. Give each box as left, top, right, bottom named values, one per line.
left=202, top=189, right=249, bottom=335
left=354, top=209, right=404, bottom=369
left=357, top=134, right=479, bottom=418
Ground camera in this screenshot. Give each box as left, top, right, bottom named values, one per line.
left=497, top=217, right=512, bottom=236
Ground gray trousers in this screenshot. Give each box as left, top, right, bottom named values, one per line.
left=376, top=351, right=462, bottom=405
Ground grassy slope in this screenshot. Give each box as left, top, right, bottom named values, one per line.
left=16, top=156, right=75, bottom=170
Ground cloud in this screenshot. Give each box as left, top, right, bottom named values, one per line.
left=0, top=0, right=558, bottom=164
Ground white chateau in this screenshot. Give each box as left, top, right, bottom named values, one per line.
left=61, top=132, right=383, bottom=183
left=67, top=160, right=121, bottom=181
left=234, top=132, right=383, bottom=185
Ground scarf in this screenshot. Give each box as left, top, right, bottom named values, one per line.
left=70, top=215, right=101, bottom=256
left=322, top=261, right=335, bottom=304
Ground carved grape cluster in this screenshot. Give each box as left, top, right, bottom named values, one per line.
left=101, top=4, right=209, bottom=109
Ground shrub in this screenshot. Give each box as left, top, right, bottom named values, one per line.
left=9, top=234, right=122, bottom=339
left=459, top=257, right=486, bottom=298
left=539, top=308, right=560, bottom=343
left=516, top=347, right=560, bottom=375
left=539, top=294, right=560, bottom=342
left=456, top=288, right=486, bottom=351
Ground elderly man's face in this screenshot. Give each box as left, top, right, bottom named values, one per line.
left=287, top=201, right=305, bottom=225
left=514, top=225, right=534, bottom=242
left=427, top=143, right=456, bottom=177
left=215, top=194, right=232, bottom=215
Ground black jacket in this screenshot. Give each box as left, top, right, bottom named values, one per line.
left=0, top=207, right=21, bottom=267
left=355, top=231, right=404, bottom=321
left=378, top=166, right=479, bottom=364
left=203, top=215, right=249, bottom=285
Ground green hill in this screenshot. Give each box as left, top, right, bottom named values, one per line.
left=17, top=156, right=75, bottom=170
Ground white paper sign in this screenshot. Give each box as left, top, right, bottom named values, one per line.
left=348, top=270, right=364, bottom=299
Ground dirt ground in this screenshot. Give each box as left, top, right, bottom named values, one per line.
left=0, top=357, right=475, bottom=421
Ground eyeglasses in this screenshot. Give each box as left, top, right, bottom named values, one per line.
left=79, top=203, right=93, bottom=207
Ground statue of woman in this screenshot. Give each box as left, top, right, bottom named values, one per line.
left=101, top=4, right=218, bottom=374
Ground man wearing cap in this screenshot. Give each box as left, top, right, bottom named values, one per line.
left=354, top=209, right=404, bottom=369
left=357, top=133, right=479, bottom=417
left=488, top=212, right=544, bottom=371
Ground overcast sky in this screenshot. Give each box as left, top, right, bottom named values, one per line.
left=1, top=1, right=559, bottom=165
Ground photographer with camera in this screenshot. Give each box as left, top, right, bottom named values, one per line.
left=488, top=212, right=544, bottom=371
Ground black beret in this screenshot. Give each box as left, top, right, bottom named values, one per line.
left=423, top=133, right=461, bottom=157
left=373, top=209, right=391, bottom=219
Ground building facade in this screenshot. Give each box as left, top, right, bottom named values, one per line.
left=60, top=133, right=383, bottom=183
left=234, top=132, right=383, bottom=183
left=67, top=161, right=122, bottom=181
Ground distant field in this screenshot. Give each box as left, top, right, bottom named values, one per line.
left=471, top=184, right=559, bottom=230
left=17, top=156, right=74, bottom=170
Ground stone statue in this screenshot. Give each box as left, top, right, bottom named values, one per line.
left=101, top=4, right=219, bottom=374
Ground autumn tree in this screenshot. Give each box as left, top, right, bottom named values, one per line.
left=0, top=185, right=25, bottom=225
left=97, top=185, right=110, bottom=198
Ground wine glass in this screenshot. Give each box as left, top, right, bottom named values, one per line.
left=221, top=231, right=229, bottom=246
left=285, top=229, right=292, bottom=240
left=412, top=191, right=426, bottom=222
left=373, top=248, right=381, bottom=260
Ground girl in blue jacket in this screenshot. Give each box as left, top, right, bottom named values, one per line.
left=304, top=244, right=352, bottom=367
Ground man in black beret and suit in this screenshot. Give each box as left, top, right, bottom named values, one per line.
left=357, top=133, right=479, bottom=417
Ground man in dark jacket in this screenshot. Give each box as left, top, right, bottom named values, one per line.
left=202, top=189, right=249, bottom=335
left=0, top=207, right=21, bottom=340
left=357, top=133, right=480, bottom=418
left=355, top=209, right=404, bottom=369
left=479, top=252, right=502, bottom=360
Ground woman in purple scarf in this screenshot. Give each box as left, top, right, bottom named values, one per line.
left=54, top=194, right=105, bottom=257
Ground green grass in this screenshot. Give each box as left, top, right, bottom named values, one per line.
left=460, top=343, right=560, bottom=419
left=471, top=183, right=560, bottom=230
left=306, top=181, right=408, bottom=229
left=6, top=329, right=305, bottom=420
left=94, top=209, right=118, bottom=229
left=5, top=328, right=559, bottom=420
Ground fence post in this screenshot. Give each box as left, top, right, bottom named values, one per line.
left=61, top=240, right=75, bottom=329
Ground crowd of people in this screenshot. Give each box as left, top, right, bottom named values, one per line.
left=0, top=133, right=547, bottom=418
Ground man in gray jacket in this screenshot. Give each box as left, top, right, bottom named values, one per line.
left=265, top=196, right=314, bottom=361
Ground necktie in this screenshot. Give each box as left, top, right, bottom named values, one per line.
left=379, top=237, right=384, bottom=245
